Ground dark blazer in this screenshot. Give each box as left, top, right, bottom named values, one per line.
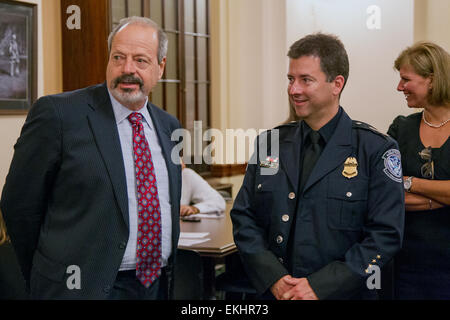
left=0, top=241, right=29, bottom=299
left=231, top=108, right=405, bottom=299
left=0, top=83, right=182, bottom=299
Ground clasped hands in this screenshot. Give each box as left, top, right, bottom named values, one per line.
left=270, top=275, right=319, bottom=300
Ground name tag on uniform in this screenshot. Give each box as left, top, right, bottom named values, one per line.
left=342, top=157, right=358, bottom=178
left=260, top=156, right=279, bottom=169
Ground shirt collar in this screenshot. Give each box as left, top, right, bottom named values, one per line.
left=301, top=106, right=343, bottom=144
left=107, top=89, right=153, bottom=130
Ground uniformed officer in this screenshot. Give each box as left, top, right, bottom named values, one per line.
left=230, top=33, right=405, bottom=300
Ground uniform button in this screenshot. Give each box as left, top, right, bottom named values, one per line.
left=103, top=285, right=111, bottom=294
left=278, top=257, right=284, bottom=264
left=288, top=192, right=296, bottom=200
left=119, top=242, right=126, bottom=249
left=346, top=192, right=352, bottom=198
left=257, top=184, right=262, bottom=190
left=276, top=235, right=283, bottom=244
left=282, top=214, right=289, bottom=222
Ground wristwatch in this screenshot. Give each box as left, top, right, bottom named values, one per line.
left=404, top=176, right=413, bottom=192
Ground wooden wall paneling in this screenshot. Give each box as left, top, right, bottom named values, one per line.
left=210, top=164, right=247, bottom=177
left=60, top=0, right=110, bottom=92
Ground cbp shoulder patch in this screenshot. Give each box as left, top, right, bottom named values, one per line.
left=382, top=149, right=402, bottom=183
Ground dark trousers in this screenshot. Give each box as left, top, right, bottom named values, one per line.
left=108, top=269, right=168, bottom=300
left=394, top=265, right=450, bottom=300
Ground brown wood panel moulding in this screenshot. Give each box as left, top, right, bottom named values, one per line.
left=60, top=0, right=110, bottom=92
left=210, top=163, right=247, bottom=177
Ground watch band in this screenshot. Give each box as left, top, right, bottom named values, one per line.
left=404, top=176, right=413, bottom=192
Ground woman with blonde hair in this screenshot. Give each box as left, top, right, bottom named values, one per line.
left=387, top=41, right=450, bottom=299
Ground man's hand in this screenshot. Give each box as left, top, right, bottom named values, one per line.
left=180, top=205, right=200, bottom=216
left=281, top=277, right=319, bottom=300
left=270, top=275, right=296, bottom=300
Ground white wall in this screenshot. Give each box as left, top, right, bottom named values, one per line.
left=414, top=0, right=450, bottom=51
left=211, top=0, right=288, bottom=132
left=285, top=0, right=415, bottom=133
left=210, top=0, right=287, bottom=167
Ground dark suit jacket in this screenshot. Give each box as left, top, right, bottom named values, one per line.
left=0, top=241, right=29, bottom=299
left=231, top=108, right=405, bottom=299
left=0, top=83, right=182, bottom=299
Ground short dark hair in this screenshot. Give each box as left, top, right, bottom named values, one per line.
left=288, top=33, right=349, bottom=90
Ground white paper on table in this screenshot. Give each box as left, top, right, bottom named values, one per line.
left=178, top=238, right=211, bottom=247
left=194, top=213, right=224, bottom=219
left=179, top=232, right=210, bottom=239
left=200, top=210, right=224, bottom=216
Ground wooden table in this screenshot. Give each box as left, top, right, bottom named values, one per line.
left=179, top=203, right=236, bottom=256
left=178, top=202, right=237, bottom=298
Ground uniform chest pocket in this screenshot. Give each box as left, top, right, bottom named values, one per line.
left=254, top=181, right=274, bottom=229
left=327, top=177, right=368, bottom=231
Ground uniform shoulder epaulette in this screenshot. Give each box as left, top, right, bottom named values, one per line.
left=352, top=120, right=389, bottom=139
left=274, top=120, right=300, bottom=130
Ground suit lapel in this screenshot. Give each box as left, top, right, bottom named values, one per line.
left=86, top=84, right=129, bottom=226
left=302, top=111, right=353, bottom=193
left=279, top=123, right=302, bottom=192
left=147, top=103, right=180, bottom=212
left=147, top=103, right=181, bottom=257
left=147, top=103, right=173, bottom=163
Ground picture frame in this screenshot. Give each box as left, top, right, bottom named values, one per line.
left=0, top=0, right=37, bottom=114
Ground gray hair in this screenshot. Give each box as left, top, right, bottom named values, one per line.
left=108, top=16, right=168, bottom=64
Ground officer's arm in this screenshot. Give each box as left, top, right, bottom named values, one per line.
left=231, top=160, right=289, bottom=294
left=307, top=139, right=405, bottom=299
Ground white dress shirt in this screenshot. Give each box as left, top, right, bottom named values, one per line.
left=181, top=168, right=226, bottom=214
left=108, top=91, right=172, bottom=270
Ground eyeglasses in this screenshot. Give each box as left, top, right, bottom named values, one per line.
left=418, top=147, right=434, bottom=179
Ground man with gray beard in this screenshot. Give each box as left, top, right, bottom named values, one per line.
left=1, top=16, right=182, bottom=299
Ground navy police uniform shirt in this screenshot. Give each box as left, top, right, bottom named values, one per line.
left=230, top=107, right=405, bottom=299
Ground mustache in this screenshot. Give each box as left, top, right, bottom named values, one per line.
left=113, top=74, right=143, bottom=88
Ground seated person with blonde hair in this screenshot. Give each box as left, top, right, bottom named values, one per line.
left=180, top=161, right=226, bottom=216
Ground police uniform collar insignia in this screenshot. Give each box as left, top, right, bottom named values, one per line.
left=260, top=156, right=279, bottom=169
left=342, top=157, right=358, bottom=178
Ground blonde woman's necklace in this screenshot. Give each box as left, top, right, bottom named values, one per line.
left=422, top=111, right=450, bottom=128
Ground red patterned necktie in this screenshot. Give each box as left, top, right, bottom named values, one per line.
left=127, top=112, right=162, bottom=288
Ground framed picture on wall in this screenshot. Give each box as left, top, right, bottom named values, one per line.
left=0, top=0, right=37, bottom=114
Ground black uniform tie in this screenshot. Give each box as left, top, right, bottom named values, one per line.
left=300, top=130, right=323, bottom=192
